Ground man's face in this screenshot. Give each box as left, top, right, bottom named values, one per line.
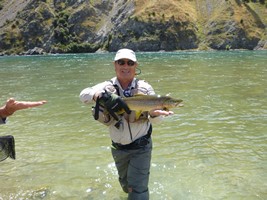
left=114, top=59, right=137, bottom=82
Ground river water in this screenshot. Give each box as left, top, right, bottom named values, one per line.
left=0, top=50, right=266, bottom=200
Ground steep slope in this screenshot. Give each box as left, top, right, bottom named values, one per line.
left=0, top=0, right=266, bottom=55
left=117, top=0, right=199, bottom=51
left=195, top=0, right=266, bottom=49
left=0, top=0, right=31, bottom=28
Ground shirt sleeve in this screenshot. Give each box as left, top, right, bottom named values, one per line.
left=136, top=80, right=155, bottom=95
left=79, top=81, right=111, bottom=103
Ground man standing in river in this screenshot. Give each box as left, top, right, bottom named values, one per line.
left=80, top=48, right=173, bottom=199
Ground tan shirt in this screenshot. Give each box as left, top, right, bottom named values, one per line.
left=80, top=77, right=162, bottom=145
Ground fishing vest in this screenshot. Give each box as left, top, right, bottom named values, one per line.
left=92, top=79, right=149, bottom=125
left=110, top=78, right=139, bottom=97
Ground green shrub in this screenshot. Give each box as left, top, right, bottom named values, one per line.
left=226, top=44, right=231, bottom=50
left=64, top=42, right=98, bottom=53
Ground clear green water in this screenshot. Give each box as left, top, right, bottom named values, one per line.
left=0, top=51, right=266, bottom=200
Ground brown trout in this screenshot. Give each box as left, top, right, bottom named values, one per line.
left=123, top=95, right=183, bottom=112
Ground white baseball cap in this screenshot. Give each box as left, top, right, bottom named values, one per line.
left=114, top=48, right=137, bottom=62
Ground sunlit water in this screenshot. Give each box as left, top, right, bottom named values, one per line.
left=0, top=51, right=266, bottom=200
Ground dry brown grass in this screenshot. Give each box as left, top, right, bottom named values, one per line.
left=134, top=0, right=197, bottom=22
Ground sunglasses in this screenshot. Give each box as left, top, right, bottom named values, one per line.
left=117, top=59, right=135, bottom=66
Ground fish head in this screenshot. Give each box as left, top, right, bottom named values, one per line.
left=163, top=97, right=183, bottom=109
left=173, top=99, right=183, bottom=107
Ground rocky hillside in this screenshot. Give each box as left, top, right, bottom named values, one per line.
left=0, top=0, right=266, bottom=55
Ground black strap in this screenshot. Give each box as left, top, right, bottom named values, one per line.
left=110, top=79, right=139, bottom=97
left=113, top=84, right=121, bottom=96
left=93, top=96, right=101, bottom=120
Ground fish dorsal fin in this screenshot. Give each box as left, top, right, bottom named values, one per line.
left=133, top=93, right=146, bottom=97
left=133, top=94, right=161, bottom=97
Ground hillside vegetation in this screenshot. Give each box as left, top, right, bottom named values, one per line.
left=0, top=0, right=266, bottom=55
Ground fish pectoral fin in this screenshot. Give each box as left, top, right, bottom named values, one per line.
left=135, top=110, right=143, bottom=119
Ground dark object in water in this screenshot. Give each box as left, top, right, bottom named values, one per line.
left=0, top=135, right=16, bottom=162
